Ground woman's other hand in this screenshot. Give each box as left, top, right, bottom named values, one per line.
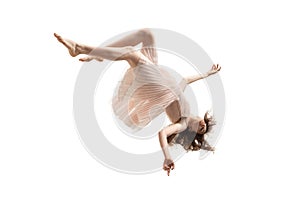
left=163, top=158, right=175, bottom=176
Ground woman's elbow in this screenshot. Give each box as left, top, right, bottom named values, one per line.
left=158, top=131, right=167, bottom=144
left=158, top=130, right=166, bottom=138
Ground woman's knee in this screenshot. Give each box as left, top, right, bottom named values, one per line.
left=138, top=28, right=154, bottom=40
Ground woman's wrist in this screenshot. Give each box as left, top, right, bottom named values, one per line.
left=162, top=146, right=171, bottom=159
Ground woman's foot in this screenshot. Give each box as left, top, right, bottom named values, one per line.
left=54, top=33, right=80, bottom=57
left=79, top=56, right=103, bottom=62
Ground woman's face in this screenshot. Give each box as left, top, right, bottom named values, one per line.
left=198, top=119, right=207, bottom=134
left=189, top=117, right=207, bottom=134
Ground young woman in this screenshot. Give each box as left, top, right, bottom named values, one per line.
left=54, top=29, right=221, bottom=175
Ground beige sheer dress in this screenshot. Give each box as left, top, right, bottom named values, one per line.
left=112, top=52, right=190, bottom=130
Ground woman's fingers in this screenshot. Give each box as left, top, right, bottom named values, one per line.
left=211, top=64, right=221, bottom=73
left=170, top=163, right=175, bottom=170
left=167, top=164, right=174, bottom=176
left=163, top=165, right=170, bottom=176
left=163, top=164, right=170, bottom=171
left=164, top=163, right=174, bottom=176
left=163, top=159, right=174, bottom=176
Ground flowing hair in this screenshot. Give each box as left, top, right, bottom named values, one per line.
left=167, top=111, right=216, bottom=151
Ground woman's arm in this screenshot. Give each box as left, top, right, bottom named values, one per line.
left=159, top=123, right=182, bottom=158
left=185, top=64, right=221, bottom=84
left=158, top=123, right=186, bottom=175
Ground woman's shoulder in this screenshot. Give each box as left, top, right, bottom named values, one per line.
left=177, top=117, right=188, bottom=131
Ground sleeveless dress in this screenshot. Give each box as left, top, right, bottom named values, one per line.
left=112, top=52, right=190, bottom=130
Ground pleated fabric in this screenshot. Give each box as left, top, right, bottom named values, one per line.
left=112, top=53, right=190, bottom=130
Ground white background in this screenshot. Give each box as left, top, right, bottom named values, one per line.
left=0, top=0, right=299, bottom=199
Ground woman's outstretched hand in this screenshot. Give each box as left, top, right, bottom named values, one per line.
left=163, top=158, right=175, bottom=176
left=209, top=64, right=221, bottom=75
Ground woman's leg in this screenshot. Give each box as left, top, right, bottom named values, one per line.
left=54, top=33, right=140, bottom=67
left=106, top=29, right=154, bottom=48
left=107, top=29, right=157, bottom=64
left=80, top=29, right=157, bottom=64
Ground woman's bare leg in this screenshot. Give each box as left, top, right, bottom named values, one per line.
left=106, top=29, right=154, bottom=48
left=54, top=33, right=140, bottom=67
left=80, top=29, right=157, bottom=64
left=107, top=29, right=157, bottom=64
left=54, top=33, right=129, bottom=59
